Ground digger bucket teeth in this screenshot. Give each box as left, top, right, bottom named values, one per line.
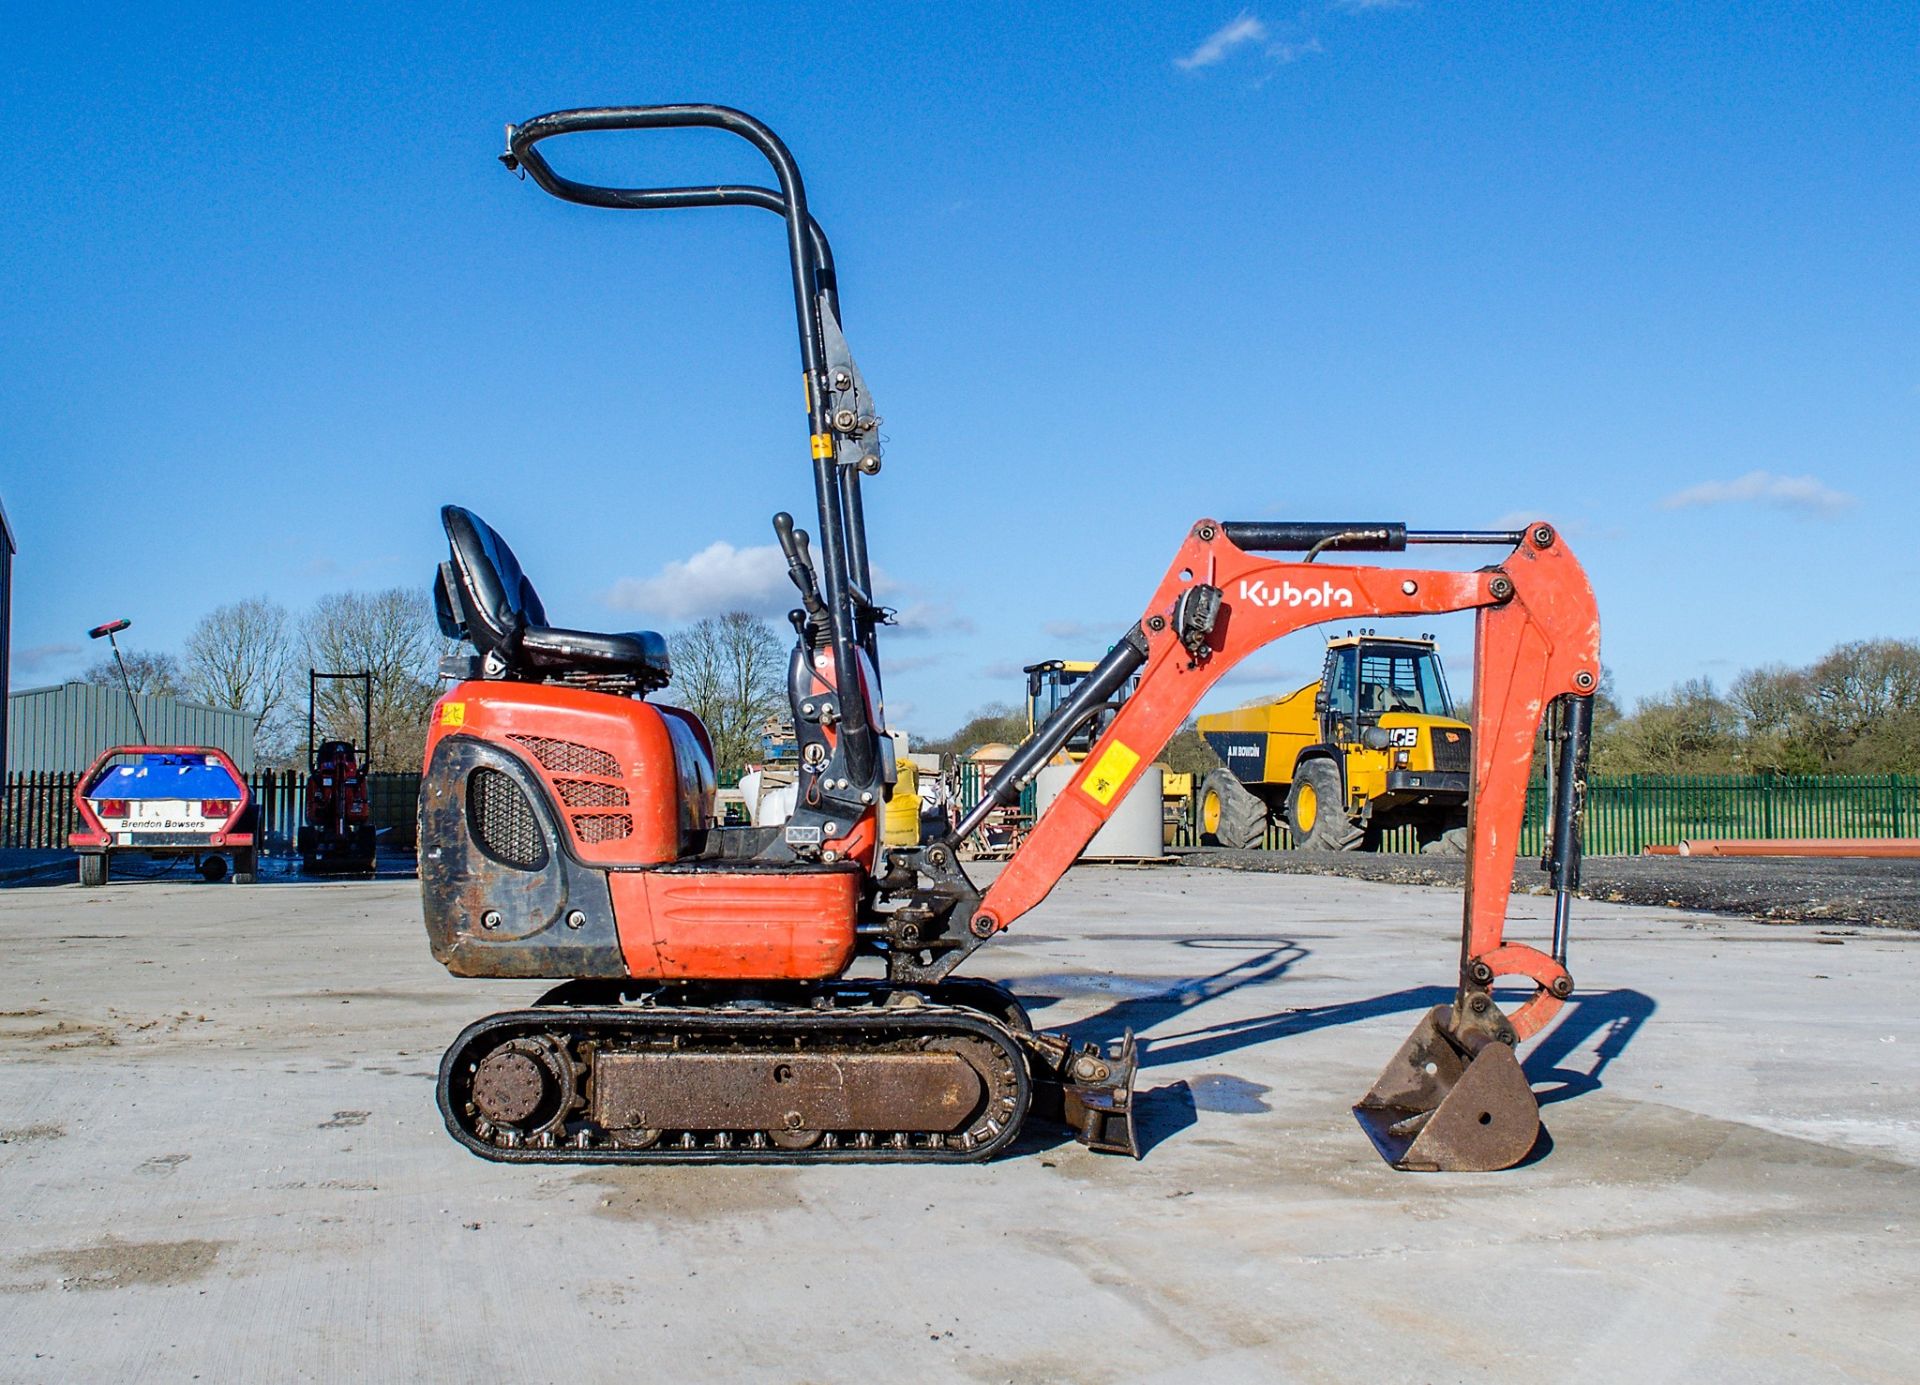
left=1353, top=1006, right=1541, bottom=1172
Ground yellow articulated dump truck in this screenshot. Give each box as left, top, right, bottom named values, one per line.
left=1195, top=633, right=1472, bottom=851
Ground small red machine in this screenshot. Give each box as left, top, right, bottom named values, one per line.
left=418, top=105, right=1600, bottom=1171
left=299, top=670, right=377, bottom=875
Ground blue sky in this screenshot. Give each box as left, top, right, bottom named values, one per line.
left=4, top=3, right=1915, bottom=738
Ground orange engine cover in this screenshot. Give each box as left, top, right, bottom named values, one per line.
left=421, top=679, right=857, bottom=983
left=427, top=680, right=715, bottom=866
left=609, top=868, right=858, bottom=980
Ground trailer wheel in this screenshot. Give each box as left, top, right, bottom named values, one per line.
left=1198, top=770, right=1267, bottom=849
left=199, top=854, right=229, bottom=883
left=1287, top=759, right=1362, bottom=851
left=77, top=853, right=107, bottom=888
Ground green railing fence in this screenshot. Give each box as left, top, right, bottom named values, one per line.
left=10, top=768, right=1916, bottom=858
left=949, top=765, right=1920, bottom=857
left=1522, top=773, right=1919, bottom=857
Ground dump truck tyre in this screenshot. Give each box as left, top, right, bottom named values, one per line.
left=77, top=853, right=107, bottom=888
left=1287, top=758, right=1362, bottom=851
left=1418, top=810, right=1470, bottom=855
left=1198, top=770, right=1267, bottom=848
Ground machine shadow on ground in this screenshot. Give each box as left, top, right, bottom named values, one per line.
left=999, top=932, right=1656, bottom=1159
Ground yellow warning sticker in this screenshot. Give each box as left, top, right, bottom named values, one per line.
left=811, top=432, right=834, bottom=460
left=1081, top=740, right=1141, bottom=806
left=439, top=702, right=466, bottom=727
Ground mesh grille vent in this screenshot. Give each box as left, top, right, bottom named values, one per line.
left=509, top=735, right=621, bottom=779
left=555, top=778, right=630, bottom=808
left=469, top=768, right=546, bottom=869
left=1431, top=729, right=1473, bottom=775
left=573, top=813, right=633, bottom=843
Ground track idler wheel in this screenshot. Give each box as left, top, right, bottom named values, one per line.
left=1352, top=1005, right=1540, bottom=1172
left=466, top=1035, right=577, bottom=1148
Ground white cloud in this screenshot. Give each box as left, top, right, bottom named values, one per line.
left=13, top=641, right=82, bottom=674
left=1209, top=658, right=1311, bottom=692
left=603, top=541, right=794, bottom=621
left=890, top=600, right=975, bottom=639
left=1042, top=618, right=1119, bottom=643
left=1659, top=471, right=1857, bottom=516
left=1268, top=37, right=1325, bottom=63
left=1176, top=13, right=1269, bottom=69
left=882, top=652, right=948, bottom=675
left=604, top=542, right=985, bottom=637
left=1332, top=0, right=1412, bottom=11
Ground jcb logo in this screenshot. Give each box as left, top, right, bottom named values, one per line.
left=1237, top=578, right=1355, bottom=610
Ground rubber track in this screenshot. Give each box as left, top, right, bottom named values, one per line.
left=437, top=1005, right=1033, bottom=1165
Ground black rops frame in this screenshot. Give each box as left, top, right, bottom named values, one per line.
left=309, top=669, right=373, bottom=772
left=502, top=106, right=881, bottom=789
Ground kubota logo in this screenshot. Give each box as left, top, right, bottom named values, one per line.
left=1237, top=577, right=1355, bottom=610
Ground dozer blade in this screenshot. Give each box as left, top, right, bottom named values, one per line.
left=1063, top=1030, right=1140, bottom=1157
left=1353, top=1006, right=1540, bottom=1172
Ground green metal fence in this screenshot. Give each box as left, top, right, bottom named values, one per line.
left=15, top=767, right=1912, bottom=859
left=951, top=764, right=1920, bottom=857
left=1522, top=774, right=1920, bottom=857
left=1247, top=774, right=1920, bottom=856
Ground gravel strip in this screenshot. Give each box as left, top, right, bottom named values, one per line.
left=1177, top=846, right=1920, bottom=930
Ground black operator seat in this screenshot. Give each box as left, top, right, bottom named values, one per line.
left=433, top=505, right=671, bottom=690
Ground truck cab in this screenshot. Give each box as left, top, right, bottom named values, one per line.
left=1197, top=633, right=1472, bottom=851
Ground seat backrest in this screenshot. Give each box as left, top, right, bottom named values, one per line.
left=440, top=505, right=548, bottom=660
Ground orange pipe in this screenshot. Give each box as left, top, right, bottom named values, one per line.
left=1675, top=838, right=1920, bottom=859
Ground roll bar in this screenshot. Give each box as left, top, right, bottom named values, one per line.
left=502, top=105, right=877, bottom=783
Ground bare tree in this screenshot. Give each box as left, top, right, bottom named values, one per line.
left=82, top=649, right=183, bottom=698
left=916, top=703, right=1028, bottom=762
left=1805, top=639, right=1920, bottom=771
left=1593, top=677, right=1741, bottom=775
left=664, top=612, right=787, bottom=776
left=303, top=588, right=451, bottom=770
left=1728, top=664, right=1816, bottom=773
left=183, top=597, right=297, bottom=759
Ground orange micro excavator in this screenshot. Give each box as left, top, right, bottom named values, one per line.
left=417, top=105, right=1600, bottom=1170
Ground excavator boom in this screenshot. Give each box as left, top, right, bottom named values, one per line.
left=955, top=518, right=1600, bottom=1169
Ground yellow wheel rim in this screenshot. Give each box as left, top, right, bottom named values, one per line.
left=1297, top=782, right=1317, bottom=832
left=1202, top=791, right=1221, bottom=835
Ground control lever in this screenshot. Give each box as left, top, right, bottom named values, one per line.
left=772, top=512, right=828, bottom=620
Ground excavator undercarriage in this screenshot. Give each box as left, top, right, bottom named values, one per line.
left=440, top=979, right=1137, bottom=1163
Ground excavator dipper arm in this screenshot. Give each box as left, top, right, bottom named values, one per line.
left=960, top=518, right=1601, bottom=1170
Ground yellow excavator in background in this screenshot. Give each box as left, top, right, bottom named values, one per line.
left=1195, top=632, right=1471, bottom=851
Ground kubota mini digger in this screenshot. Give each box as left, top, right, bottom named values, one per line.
left=419, top=105, right=1600, bottom=1172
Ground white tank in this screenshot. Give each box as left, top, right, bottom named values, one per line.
left=1033, top=764, right=1164, bottom=860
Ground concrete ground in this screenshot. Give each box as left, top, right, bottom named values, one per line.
left=2, top=866, right=1917, bottom=1383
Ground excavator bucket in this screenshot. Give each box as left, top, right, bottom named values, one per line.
left=1353, top=1006, right=1541, bottom=1172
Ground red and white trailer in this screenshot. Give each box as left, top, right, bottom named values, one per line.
left=69, top=746, right=256, bottom=886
